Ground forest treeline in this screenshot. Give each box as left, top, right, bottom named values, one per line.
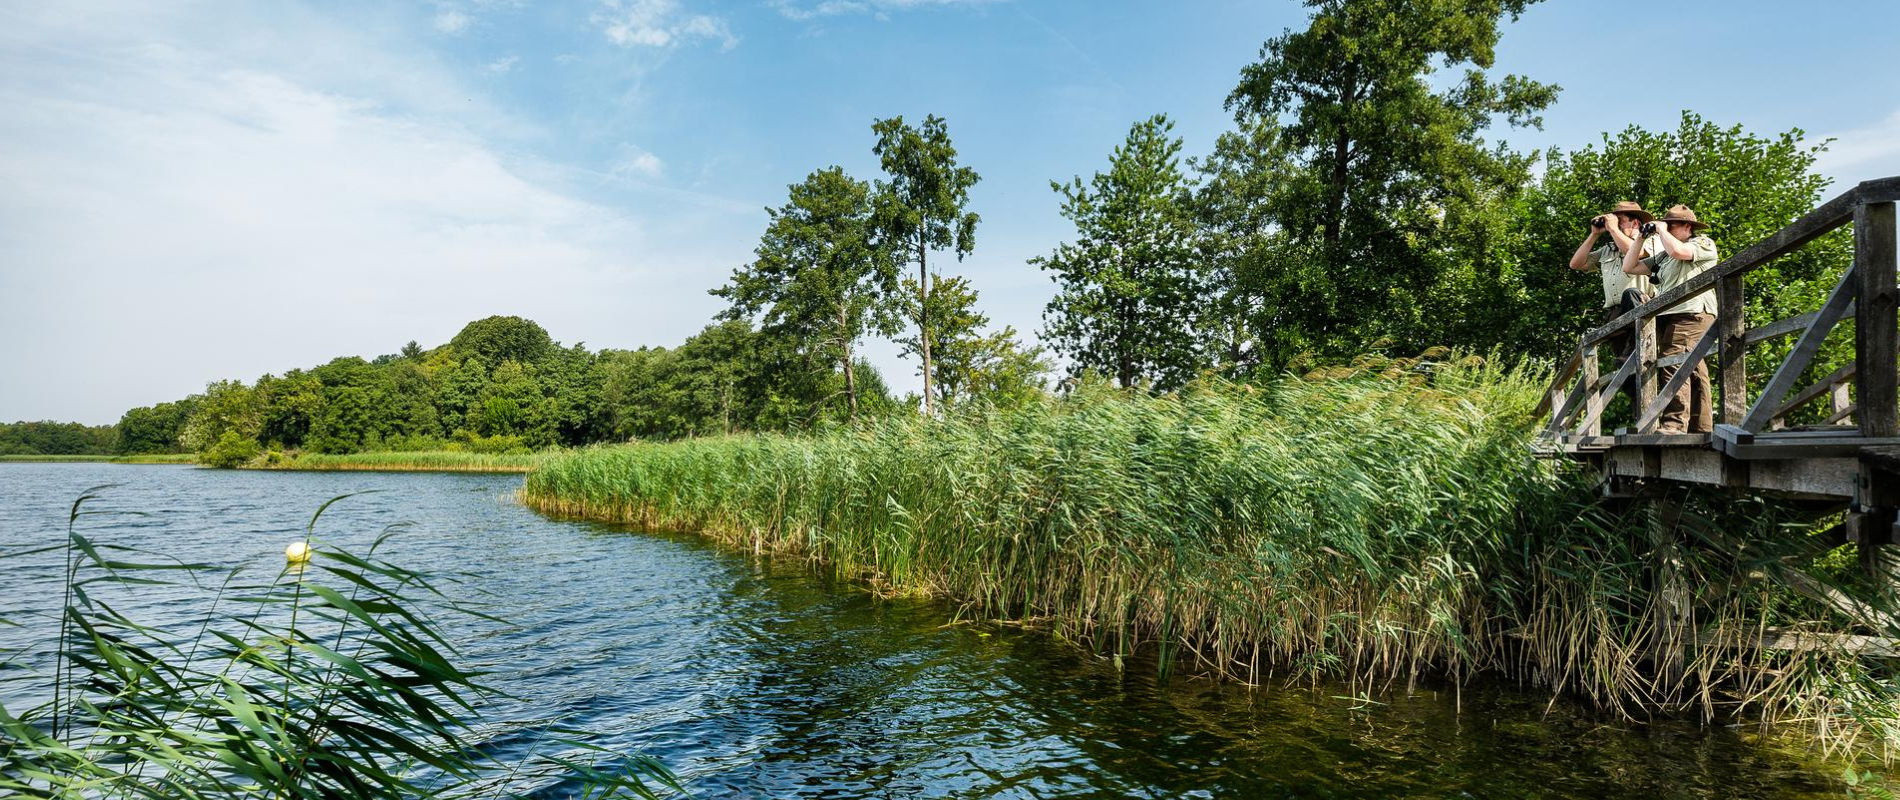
left=25, top=0, right=1854, bottom=463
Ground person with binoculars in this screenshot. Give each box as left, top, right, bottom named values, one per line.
left=1622, top=205, right=1720, bottom=433
left=1567, top=201, right=1659, bottom=415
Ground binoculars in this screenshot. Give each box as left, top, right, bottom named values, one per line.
left=1640, top=222, right=1658, bottom=236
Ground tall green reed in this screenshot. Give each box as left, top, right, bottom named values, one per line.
left=521, top=355, right=1900, bottom=759
left=0, top=488, right=682, bottom=799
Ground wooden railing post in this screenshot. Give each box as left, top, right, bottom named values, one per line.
left=1718, top=274, right=1747, bottom=425
left=1853, top=200, right=1898, bottom=588
left=1582, top=344, right=1601, bottom=437
left=1856, top=201, right=1898, bottom=439
left=1637, top=315, right=1658, bottom=419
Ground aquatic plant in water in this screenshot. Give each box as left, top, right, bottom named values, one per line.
left=0, top=488, right=682, bottom=799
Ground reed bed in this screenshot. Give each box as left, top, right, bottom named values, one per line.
left=260, top=450, right=543, bottom=473
left=522, top=358, right=1900, bottom=758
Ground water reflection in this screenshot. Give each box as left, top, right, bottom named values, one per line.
left=0, top=464, right=1842, bottom=799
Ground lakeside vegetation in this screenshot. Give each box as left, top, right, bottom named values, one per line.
left=255, top=450, right=543, bottom=473
left=0, top=453, right=196, bottom=464
left=523, top=360, right=1900, bottom=760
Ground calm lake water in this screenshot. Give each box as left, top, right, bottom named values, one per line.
left=0, top=463, right=1847, bottom=799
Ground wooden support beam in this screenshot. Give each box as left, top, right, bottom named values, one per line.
left=1742, top=265, right=1860, bottom=433
left=1637, top=316, right=1658, bottom=419
left=1856, top=201, right=1899, bottom=440
left=1572, top=348, right=1641, bottom=439
left=1770, top=362, right=1858, bottom=422
left=1582, top=344, right=1602, bottom=437
left=1534, top=347, right=1585, bottom=420
left=1719, top=273, right=1748, bottom=427
left=1637, top=321, right=1722, bottom=433
left=1745, top=305, right=1859, bottom=347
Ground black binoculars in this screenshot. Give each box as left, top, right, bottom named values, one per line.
left=1640, top=222, right=1658, bottom=236
left=1592, top=216, right=1608, bottom=229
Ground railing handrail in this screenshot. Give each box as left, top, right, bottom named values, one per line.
left=1538, top=175, right=1900, bottom=442
left=1579, top=176, right=1900, bottom=351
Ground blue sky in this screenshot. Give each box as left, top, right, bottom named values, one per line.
left=4, top=0, right=1899, bottom=424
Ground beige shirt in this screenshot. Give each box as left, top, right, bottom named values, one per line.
left=1644, top=235, right=1721, bottom=316
left=1591, top=235, right=1658, bottom=308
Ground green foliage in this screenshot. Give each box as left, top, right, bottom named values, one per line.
left=0, top=421, right=116, bottom=456
left=114, top=399, right=196, bottom=455
left=903, top=275, right=1050, bottom=408
left=0, top=492, right=679, bottom=798
left=714, top=166, right=900, bottom=419
left=448, top=314, right=556, bottom=368
left=872, top=114, right=982, bottom=414
left=201, top=429, right=263, bottom=468
left=1215, top=0, right=1557, bottom=365
left=180, top=380, right=260, bottom=453
left=1038, top=114, right=1208, bottom=389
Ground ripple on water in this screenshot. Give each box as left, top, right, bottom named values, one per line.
left=0, top=463, right=1847, bottom=799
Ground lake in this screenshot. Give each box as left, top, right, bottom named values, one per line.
left=0, top=463, right=1843, bottom=798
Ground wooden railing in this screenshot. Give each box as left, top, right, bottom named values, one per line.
left=1535, top=177, right=1900, bottom=457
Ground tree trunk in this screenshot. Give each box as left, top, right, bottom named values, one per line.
left=840, top=303, right=859, bottom=421
left=1322, top=67, right=1357, bottom=248
left=918, top=237, right=934, bottom=415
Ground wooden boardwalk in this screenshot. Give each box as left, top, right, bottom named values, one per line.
left=1536, top=176, right=1900, bottom=564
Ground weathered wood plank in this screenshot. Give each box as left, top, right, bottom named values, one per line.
left=1637, top=321, right=1722, bottom=432
left=1856, top=201, right=1899, bottom=439
left=1582, top=343, right=1602, bottom=437
left=1637, top=316, right=1658, bottom=417
left=1533, top=347, right=1584, bottom=420
left=1729, top=436, right=1900, bottom=460
left=1771, top=362, right=1858, bottom=421
left=1744, top=305, right=1859, bottom=347
left=1746, top=457, right=1858, bottom=497
left=1719, top=273, right=1747, bottom=425
left=1614, top=432, right=1711, bottom=447
left=1742, top=265, right=1860, bottom=432
left=1571, top=348, right=1641, bottom=439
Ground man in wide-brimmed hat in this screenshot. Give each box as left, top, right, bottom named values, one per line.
left=1567, top=201, right=1658, bottom=412
left=1623, top=204, right=1720, bottom=433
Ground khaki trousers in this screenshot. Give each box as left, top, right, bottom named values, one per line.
left=1656, top=313, right=1714, bottom=433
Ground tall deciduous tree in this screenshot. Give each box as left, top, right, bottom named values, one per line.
left=1222, top=0, right=1557, bottom=363
left=871, top=114, right=980, bottom=415
left=1037, top=114, right=1207, bottom=390
left=713, top=167, right=899, bottom=419
left=895, top=274, right=1047, bottom=408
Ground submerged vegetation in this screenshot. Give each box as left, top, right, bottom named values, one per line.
left=0, top=491, right=679, bottom=799
left=523, top=358, right=1900, bottom=760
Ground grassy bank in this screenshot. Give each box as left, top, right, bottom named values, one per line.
left=522, top=357, right=1900, bottom=759
left=255, top=450, right=542, bottom=473
left=0, top=453, right=196, bottom=464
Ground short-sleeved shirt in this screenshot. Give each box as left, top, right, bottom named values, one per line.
left=1590, top=236, right=1659, bottom=308
left=1644, top=235, right=1721, bottom=316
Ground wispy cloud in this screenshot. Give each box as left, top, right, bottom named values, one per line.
left=485, top=54, right=520, bottom=74
left=593, top=0, right=738, bottom=51
left=610, top=143, right=665, bottom=179
left=769, top=0, right=1004, bottom=21
left=434, top=9, right=472, bottom=34
left=1815, top=109, right=1900, bottom=188
left=0, top=5, right=714, bottom=422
